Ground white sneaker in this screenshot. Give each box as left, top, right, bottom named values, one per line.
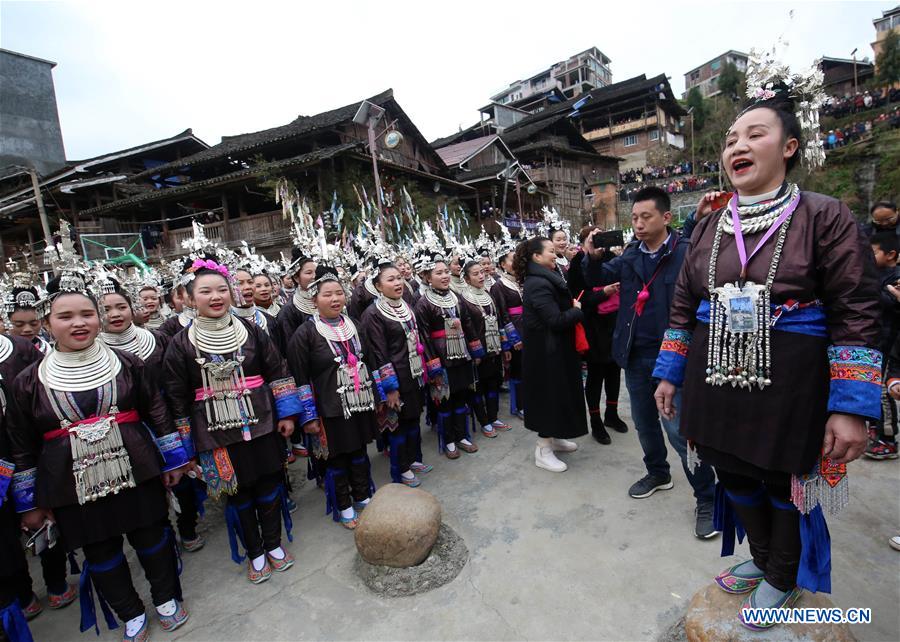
left=535, top=446, right=567, bottom=472
left=551, top=438, right=578, bottom=453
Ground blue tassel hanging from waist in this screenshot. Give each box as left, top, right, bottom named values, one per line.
left=224, top=500, right=251, bottom=564
left=79, top=552, right=123, bottom=634
left=0, top=600, right=33, bottom=642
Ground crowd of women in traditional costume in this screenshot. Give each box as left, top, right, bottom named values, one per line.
left=0, top=47, right=881, bottom=640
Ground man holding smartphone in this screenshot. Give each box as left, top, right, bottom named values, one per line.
left=582, top=186, right=718, bottom=539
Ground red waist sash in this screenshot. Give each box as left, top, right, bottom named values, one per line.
left=43, top=409, right=141, bottom=441
left=194, top=375, right=265, bottom=401
left=429, top=330, right=447, bottom=339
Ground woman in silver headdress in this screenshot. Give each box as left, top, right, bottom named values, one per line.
left=287, top=264, right=378, bottom=530
left=8, top=272, right=191, bottom=641
left=361, top=260, right=431, bottom=487
left=163, top=257, right=301, bottom=584
left=653, top=70, right=880, bottom=627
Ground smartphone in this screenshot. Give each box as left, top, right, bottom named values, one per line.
left=25, top=520, right=58, bottom=556
left=591, top=229, right=625, bottom=249
left=710, top=192, right=734, bottom=211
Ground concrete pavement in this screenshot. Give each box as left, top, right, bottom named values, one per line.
left=26, top=394, right=900, bottom=641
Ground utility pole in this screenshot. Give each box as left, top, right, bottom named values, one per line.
left=851, top=48, right=859, bottom=94
left=28, top=167, right=53, bottom=248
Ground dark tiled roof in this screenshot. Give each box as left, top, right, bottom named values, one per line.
left=133, top=89, right=425, bottom=181
left=80, top=143, right=361, bottom=216
left=504, top=74, right=685, bottom=134
left=451, top=162, right=510, bottom=183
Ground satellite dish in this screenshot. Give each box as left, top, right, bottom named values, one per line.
left=527, top=184, right=538, bottom=195
left=384, top=130, right=403, bottom=149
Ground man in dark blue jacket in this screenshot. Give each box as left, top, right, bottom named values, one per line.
left=583, top=186, right=717, bottom=539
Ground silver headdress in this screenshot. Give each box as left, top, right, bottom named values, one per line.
left=537, top=206, right=570, bottom=240
left=742, top=45, right=826, bottom=170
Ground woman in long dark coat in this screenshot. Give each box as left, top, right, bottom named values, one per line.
left=515, top=236, right=588, bottom=472
left=567, top=226, right=627, bottom=445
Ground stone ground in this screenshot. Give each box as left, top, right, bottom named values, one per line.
left=27, top=393, right=900, bottom=642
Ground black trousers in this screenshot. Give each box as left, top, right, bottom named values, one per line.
left=470, top=375, right=501, bottom=428
left=437, top=391, right=469, bottom=446
left=388, top=422, right=422, bottom=482
left=172, top=477, right=200, bottom=542
left=226, top=471, right=284, bottom=560
left=82, top=523, right=180, bottom=622
left=326, top=449, right=372, bottom=511
left=585, top=361, right=621, bottom=412
left=716, top=468, right=801, bottom=592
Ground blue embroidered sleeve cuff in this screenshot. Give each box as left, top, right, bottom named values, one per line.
left=652, top=329, right=693, bottom=387
left=270, top=377, right=302, bottom=420
left=175, top=418, right=195, bottom=460
left=157, top=432, right=190, bottom=472
left=298, top=384, right=319, bottom=425
left=468, top=340, right=486, bottom=359
left=0, top=459, right=13, bottom=508
left=12, top=467, right=37, bottom=513
left=426, top=358, right=443, bottom=379
left=827, top=345, right=883, bottom=419
left=376, top=363, right=400, bottom=394
left=503, top=322, right=522, bottom=349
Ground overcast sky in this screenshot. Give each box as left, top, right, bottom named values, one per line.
left=1, top=0, right=889, bottom=161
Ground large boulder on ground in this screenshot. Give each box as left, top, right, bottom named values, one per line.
left=354, top=483, right=442, bottom=568
left=684, top=582, right=856, bottom=642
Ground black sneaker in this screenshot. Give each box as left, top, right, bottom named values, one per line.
left=604, top=408, right=628, bottom=433
left=694, top=502, right=720, bottom=539
left=628, top=474, right=673, bottom=499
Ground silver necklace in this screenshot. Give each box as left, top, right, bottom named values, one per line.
left=375, top=296, right=425, bottom=383
left=721, top=184, right=799, bottom=235
left=100, top=323, right=157, bottom=361
left=425, top=286, right=459, bottom=310
left=39, top=340, right=122, bottom=392
left=293, top=288, right=317, bottom=316
left=0, top=334, right=13, bottom=364
left=461, top=286, right=502, bottom=354
left=313, top=313, right=375, bottom=419
left=705, top=189, right=798, bottom=390
left=190, top=314, right=248, bottom=355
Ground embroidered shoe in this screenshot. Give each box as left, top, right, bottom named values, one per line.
left=340, top=510, right=360, bottom=530
left=47, top=584, right=77, bottom=609
left=865, top=439, right=899, bottom=460
left=401, top=475, right=421, bottom=487
left=714, top=562, right=765, bottom=594
left=292, top=444, right=309, bottom=458
left=458, top=441, right=479, bottom=453
left=492, top=420, right=511, bottom=432
left=267, top=549, right=295, bottom=572
left=181, top=534, right=205, bottom=552
left=353, top=500, right=370, bottom=512
left=123, top=615, right=150, bottom=642
left=22, top=594, right=42, bottom=620
left=247, top=559, right=273, bottom=584
left=158, top=601, right=189, bottom=632
left=739, top=585, right=803, bottom=631
left=481, top=426, right=498, bottom=438
left=410, top=462, right=433, bottom=474
left=445, top=447, right=461, bottom=460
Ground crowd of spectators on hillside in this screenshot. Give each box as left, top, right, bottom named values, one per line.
left=825, top=106, right=900, bottom=150
left=619, top=174, right=715, bottom=201
left=821, top=86, right=900, bottom=119
left=619, top=160, right=719, bottom=185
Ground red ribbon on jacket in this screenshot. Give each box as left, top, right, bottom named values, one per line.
left=43, top=410, right=141, bottom=441
left=429, top=330, right=447, bottom=339
left=508, top=306, right=524, bottom=316
left=194, top=375, right=264, bottom=401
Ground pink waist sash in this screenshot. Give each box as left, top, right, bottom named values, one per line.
left=508, top=306, right=523, bottom=316
left=195, top=375, right=265, bottom=401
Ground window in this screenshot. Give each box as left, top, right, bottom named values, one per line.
left=711, top=60, right=721, bottom=71
left=624, top=134, right=637, bottom=147
left=689, top=70, right=700, bottom=82
left=649, top=130, right=660, bottom=142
